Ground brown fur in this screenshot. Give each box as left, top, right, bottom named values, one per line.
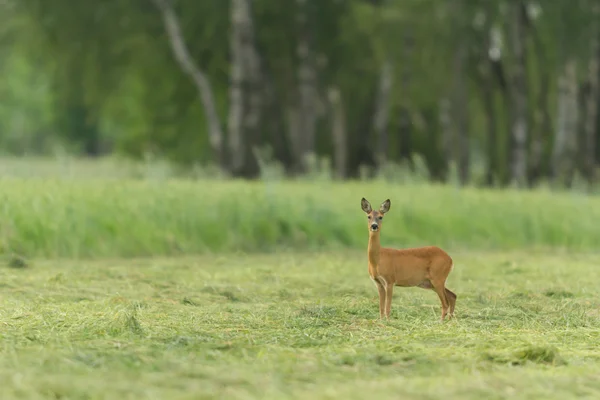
left=361, top=198, right=457, bottom=321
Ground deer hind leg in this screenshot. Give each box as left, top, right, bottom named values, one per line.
left=445, top=288, right=457, bottom=318
left=430, top=280, right=450, bottom=322
left=419, top=280, right=455, bottom=321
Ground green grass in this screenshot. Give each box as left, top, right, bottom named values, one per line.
left=1, top=249, right=600, bottom=399
left=0, top=157, right=599, bottom=398
left=0, top=155, right=178, bottom=180
left=0, top=177, right=600, bottom=259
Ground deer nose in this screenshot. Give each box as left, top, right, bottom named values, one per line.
left=370, top=224, right=378, bottom=230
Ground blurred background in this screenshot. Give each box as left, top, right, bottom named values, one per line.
left=3, top=3, right=600, bottom=396
left=0, top=0, right=598, bottom=188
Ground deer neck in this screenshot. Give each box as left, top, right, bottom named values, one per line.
left=367, top=231, right=381, bottom=270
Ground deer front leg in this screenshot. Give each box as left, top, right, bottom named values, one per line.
left=377, top=282, right=386, bottom=319
left=384, top=283, right=394, bottom=318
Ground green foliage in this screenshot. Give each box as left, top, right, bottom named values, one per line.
left=0, top=51, right=56, bottom=154
left=1, top=250, right=600, bottom=398
left=1, top=0, right=600, bottom=180
left=0, top=4, right=56, bottom=154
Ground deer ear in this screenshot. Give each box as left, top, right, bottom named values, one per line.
left=380, top=199, right=391, bottom=214
left=361, top=198, right=372, bottom=213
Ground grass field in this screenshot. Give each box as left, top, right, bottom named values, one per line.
left=2, top=249, right=600, bottom=399
left=1, top=177, right=600, bottom=260
left=1, top=157, right=600, bottom=399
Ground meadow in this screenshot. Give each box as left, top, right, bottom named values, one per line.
left=1, top=157, right=600, bottom=399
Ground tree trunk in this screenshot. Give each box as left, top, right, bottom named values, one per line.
left=327, top=87, right=347, bottom=179
left=228, top=0, right=244, bottom=172
left=452, top=36, right=470, bottom=185
left=439, top=96, right=452, bottom=180
left=445, top=0, right=469, bottom=184
left=290, top=0, right=317, bottom=174
left=477, top=59, right=498, bottom=186
left=508, top=1, right=528, bottom=187
left=478, top=9, right=498, bottom=187
left=227, top=0, right=263, bottom=178
left=264, top=76, right=291, bottom=170
left=552, top=59, right=579, bottom=187
left=583, top=4, right=600, bottom=183
left=529, top=62, right=551, bottom=186
left=152, top=0, right=225, bottom=169
left=526, top=8, right=552, bottom=186
left=373, top=60, right=393, bottom=168
left=398, top=30, right=413, bottom=165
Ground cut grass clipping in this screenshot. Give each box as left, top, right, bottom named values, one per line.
left=481, top=344, right=566, bottom=366
left=1, top=250, right=599, bottom=399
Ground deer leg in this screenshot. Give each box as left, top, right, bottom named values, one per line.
left=384, top=283, right=394, bottom=319
left=445, top=288, right=457, bottom=318
left=376, top=282, right=386, bottom=319
left=371, top=278, right=386, bottom=319
left=431, top=281, right=450, bottom=322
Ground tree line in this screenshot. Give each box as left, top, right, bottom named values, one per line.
left=0, top=0, right=599, bottom=187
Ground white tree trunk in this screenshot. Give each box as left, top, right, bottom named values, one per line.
left=373, top=60, right=393, bottom=167
left=228, top=0, right=263, bottom=176
left=509, top=1, right=528, bottom=187
left=439, top=96, right=453, bottom=175
left=152, top=0, right=224, bottom=167
left=292, top=0, right=317, bottom=173
left=552, top=59, right=579, bottom=186
left=478, top=8, right=498, bottom=186
left=452, top=38, right=470, bottom=184
left=584, top=4, right=600, bottom=182
left=228, top=0, right=244, bottom=172
left=445, top=0, right=469, bottom=183
left=398, top=30, right=413, bottom=164
left=327, top=86, right=347, bottom=179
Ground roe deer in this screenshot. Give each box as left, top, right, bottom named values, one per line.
left=360, top=198, right=457, bottom=321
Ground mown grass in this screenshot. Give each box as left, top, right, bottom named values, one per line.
left=0, top=177, right=599, bottom=259
left=1, top=250, right=600, bottom=399
left=0, top=156, right=599, bottom=398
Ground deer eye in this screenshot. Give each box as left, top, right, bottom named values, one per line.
left=367, top=215, right=372, bottom=219
left=378, top=216, right=383, bottom=220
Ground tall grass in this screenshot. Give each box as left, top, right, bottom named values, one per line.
left=0, top=174, right=599, bottom=259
